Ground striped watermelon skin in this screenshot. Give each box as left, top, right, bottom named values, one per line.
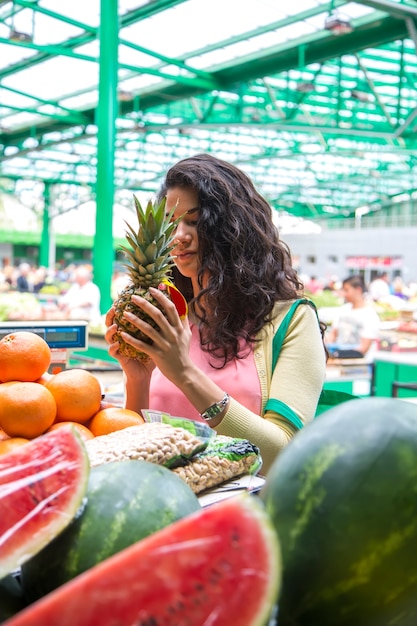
left=7, top=495, right=281, bottom=626
left=21, top=459, right=201, bottom=602
left=0, top=575, right=26, bottom=622
left=0, top=427, right=89, bottom=579
left=261, top=397, right=417, bottom=626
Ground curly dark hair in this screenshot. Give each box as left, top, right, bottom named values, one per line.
left=158, top=153, right=305, bottom=366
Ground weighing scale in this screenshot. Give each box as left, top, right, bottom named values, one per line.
left=0, top=320, right=88, bottom=374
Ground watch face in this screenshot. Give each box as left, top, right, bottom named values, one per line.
left=201, top=393, right=229, bottom=421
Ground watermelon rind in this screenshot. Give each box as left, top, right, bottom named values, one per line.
left=0, top=426, right=90, bottom=579
left=0, top=575, right=26, bottom=622
left=21, top=459, right=201, bottom=601
left=8, top=494, right=281, bottom=626
left=261, top=397, right=417, bottom=626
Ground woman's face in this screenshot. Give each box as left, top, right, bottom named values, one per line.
left=166, top=186, right=200, bottom=285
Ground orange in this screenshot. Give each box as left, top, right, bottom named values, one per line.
left=0, top=427, right=10, bottom=441
left=0, top=437, right=30, bottom=455
left=0, top=331, right=51, bottom=382
left=89, top=407, right=145, bottom=437
left=0, top=381, right=57, bottom=439
left=46, top=369, right=102, bottom=424
left=46, top=421, right=95, bottom=442
left=35, top=371, right=54, bottom=386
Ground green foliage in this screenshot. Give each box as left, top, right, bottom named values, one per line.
left=305, top=290, right=341, bottom=308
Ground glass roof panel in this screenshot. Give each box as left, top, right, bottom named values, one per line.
left=1, top=0, right=417, bottom=222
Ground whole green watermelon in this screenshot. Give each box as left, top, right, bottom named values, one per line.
left=21, top=459, right=200, bottom=602
left=261, top=397, right=417, bottom=626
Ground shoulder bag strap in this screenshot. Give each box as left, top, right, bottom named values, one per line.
left=271, top=298, right=317, bottom=371
left=265, top=298, right=318, bottom=429
left=269, top=298, right=358, bottom=423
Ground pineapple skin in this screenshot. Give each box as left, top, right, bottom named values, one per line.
left=113, top=195, right=179, bottom=361
left=113, top=284, right=173, bottom=360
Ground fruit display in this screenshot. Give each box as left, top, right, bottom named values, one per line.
left=261, top=396, right=417, bottom=626
left=113, top=195, right=187, bottom=361
left=6, top=495, right=281, bottom=626
left=21, top=459, right=201, bottom=601
left=6, top=327, right=417, bottom=625
left=0, top=426, right=89, bottom=579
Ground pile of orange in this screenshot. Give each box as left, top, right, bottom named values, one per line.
left=0, top=330, right=146, bottom=452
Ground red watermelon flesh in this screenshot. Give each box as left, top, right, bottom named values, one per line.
left=0, top=426, right=89, bottom=579
left=5, top=494, right=281, bottom=626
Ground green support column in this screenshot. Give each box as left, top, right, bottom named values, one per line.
left=93, top=0, right=118, bottom=314
left=39, top=182, right=51, bottom=268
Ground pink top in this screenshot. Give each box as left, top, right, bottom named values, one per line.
left=149, top=324, right=262, bottom=422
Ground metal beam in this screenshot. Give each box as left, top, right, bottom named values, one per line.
left=355, top=0, right=417, bottom=19
left=0, top=0, right=188, bottom=80
left=0, top=15, right=408, bottom=149
left=393, top=106, right=417, bottom=139
left=93, top=0, right=118, bottom=314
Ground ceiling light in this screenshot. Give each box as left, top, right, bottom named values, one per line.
left=8, top=29, right=33, bottom=43
left=324, top=13, right=353, bottom=35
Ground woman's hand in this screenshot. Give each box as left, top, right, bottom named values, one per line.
left=116, top=287, right=194, bottom=385
left=104, top=305, right=155, bottom=379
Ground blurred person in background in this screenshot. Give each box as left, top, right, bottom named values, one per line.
left=323, top=275, right=340, bottom=293
left=325, top=274, right=380, bottom=362
left=16, top=262, right=33, bottom=292
left=305, top=275, right=323, bottom=294
left=33, top=266, right=48, bottom=293
left=59, top=265, right=101, bottom=323
left=391, top=276, right=409, bottom=300
left=369, top=271, right=391, bottom=302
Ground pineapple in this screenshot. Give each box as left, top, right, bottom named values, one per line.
left=113, top=195, right=187, bottom=361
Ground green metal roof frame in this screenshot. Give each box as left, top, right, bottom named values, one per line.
left=1, top=0, right=417, bottom=309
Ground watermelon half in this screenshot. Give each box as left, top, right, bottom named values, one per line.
left=0, top=426, right=89, bottom=579
left=6, top=495, right=281, bottom=626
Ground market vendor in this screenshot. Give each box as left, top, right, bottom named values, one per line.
left=59, top=265, right=101, bottom=324
left=325, top=274, right=380, bottom=362
left=105, top=154, right=327, bottom=474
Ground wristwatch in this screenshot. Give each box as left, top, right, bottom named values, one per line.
left=200, top=392, right=230, bottom=422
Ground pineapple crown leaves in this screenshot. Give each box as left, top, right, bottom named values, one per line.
left=119, top=195, right=181, bottom=282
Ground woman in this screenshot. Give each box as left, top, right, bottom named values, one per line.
left=106, top=154, right=326, bottom=474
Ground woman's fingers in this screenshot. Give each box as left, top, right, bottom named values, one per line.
left=133, top=288, right=181, bottom=325
left=104, top=323, right=117, bottom=344
left=105, top=305, right=116, bottom=327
